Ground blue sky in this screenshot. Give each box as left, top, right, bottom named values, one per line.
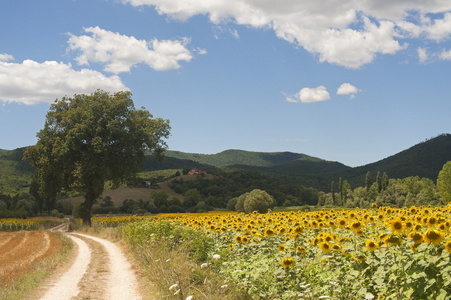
left=1, top=0, right=451, bottom=167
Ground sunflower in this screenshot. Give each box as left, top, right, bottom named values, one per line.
left=350, top=221, right=363, bottom=232
left=331, top=244, right=341, bottom=252
left=296, top=246, right=306, bottom=254
left=408, top=232, right=423, bottom=245
left=337, top=218, right=347, bottom=227
left=427, top=216, right=438, bottom=227
left=384, top=235, right=401, bottom=246
left=318, top=241, right=331, bottom=253
left=352, top=254, right=366, bottom=262
left=363, top=239, right=379, bottom=251
left=228, top=243, right=233, bottom=249
left=242, top=236, right=249, bottom=244
left=234, top=236, right=242, bottom=243
left=444, top=241, right=451, bottom=254
left=281, top=257, right=295, bottom=268
left=264, top=228, right=275, bottom=237
left=423, top=228, right=444, bottom=246
left=278, top=244, right=286, bottom=252
left=389, top=218, right=404, bottom=234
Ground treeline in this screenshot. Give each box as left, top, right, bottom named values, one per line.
left=321, top=171, right=441, bottom=209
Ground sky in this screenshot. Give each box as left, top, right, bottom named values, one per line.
left=1, top=0, right=451, bottom=167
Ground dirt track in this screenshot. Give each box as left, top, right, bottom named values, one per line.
left=37, top=232, right=142, bottom=300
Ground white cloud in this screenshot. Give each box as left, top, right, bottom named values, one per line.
left=287, top=86, right=330, bottom=103
left=417, top=47, right=428, bottom=63
left=0, top=53, right=14, bottom=62
left=122, top=0, right=451, bottom=68
left=68, top=26, right=194, bottom=74
left=337, top=83, right=360, bottom=99
left=440, top=49, right=451, bottom=60
left=0, top=59, right=127, bottom=105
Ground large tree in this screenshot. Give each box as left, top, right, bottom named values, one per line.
left=437, top=161, right=451, bottom=204
left=24, top=90, right=171, bottom=226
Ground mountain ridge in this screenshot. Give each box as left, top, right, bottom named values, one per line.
left=1, top=133, right=450, bottom=193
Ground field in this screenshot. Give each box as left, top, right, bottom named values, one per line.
left=119, top=205, right=451, bottom=299
left=0, top=231, right=64, bottom=289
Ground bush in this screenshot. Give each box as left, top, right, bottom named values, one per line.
left=243, top=189, right=275, bottom=214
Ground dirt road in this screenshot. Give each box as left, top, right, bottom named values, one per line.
left=37, top=232, right=142, bottom=300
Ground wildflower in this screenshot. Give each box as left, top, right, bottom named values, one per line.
left=213, top=254, right=220, bottom=259
left=186, top=296, right=194, bottom=300
left=200, top=263, right=208, bottom=269
left=318, top=241, right=331, bottom=253
left=281, top=257, right=295, bottom=268
left=424, top=228, right=444, bottom=246
left=365, top=293, right=375, bottom=300
left=221, top=284, right=228, bottom=288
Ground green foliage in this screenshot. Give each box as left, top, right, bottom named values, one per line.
left=123, top=220, right=213, bottom=263
left=241, top=189, right=275, bottom=214
left=23, top=90, right=170, bottom=226
left=438, top=161, right=451, bottom=204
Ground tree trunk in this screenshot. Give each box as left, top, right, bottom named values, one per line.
left=81, top=187, right=96, bottom=227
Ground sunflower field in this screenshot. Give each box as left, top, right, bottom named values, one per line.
left=121, top=205, right=451, bottom=299
left=0, top=218, right=55, bottom=231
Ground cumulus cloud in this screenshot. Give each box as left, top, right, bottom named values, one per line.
left=337, top=83, right=360, bottom=99
left=121, top=0, right=451, bottom=68
left=0, top=59, right=127, bottom=105
left=287, top=86, right=330, bottom=103
left=0, top=53, right=14, bottom=62
left=68, top=26, right=194, bottom=74
left=417, top=47, right=428, bottom=63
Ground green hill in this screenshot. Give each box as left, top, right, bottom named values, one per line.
left=164, top=149, right=308, bottom=168
left=0, top=147, right=34, bottom=194
left=1, top=134, right=451, bottom=194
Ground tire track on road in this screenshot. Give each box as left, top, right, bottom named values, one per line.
left=39, top=234, right=91, bottom=300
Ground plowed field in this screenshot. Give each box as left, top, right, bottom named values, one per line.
left=0, top=231, right=60, bottom=287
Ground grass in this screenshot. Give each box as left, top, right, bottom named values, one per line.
left=0, top=232, right=73, bottom=300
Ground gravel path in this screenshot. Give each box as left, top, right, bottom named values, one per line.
left=38, top=232, right=141, bottom=300
left=40, top=235, right=91, bottom=300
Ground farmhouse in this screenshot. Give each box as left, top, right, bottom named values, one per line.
left=188, top=168, right=207, bottom=175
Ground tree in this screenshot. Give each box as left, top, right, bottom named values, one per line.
left=437, top=161, right=451, bottom=204
left=243, top=189, right=275, bottom=214
left=382, top=172, right=389, bottom=191
left=24, top=90, right=170, bottom=226
left=376, top=171, right=382, bottom=193
left=331, top=180, right=336, bottom=205
left=365, top=172, right=372, bottom=192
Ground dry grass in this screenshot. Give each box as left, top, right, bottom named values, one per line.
left=0, top=231, right=73, bottom=300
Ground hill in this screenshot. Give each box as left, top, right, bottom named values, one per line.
left=0, top=148, right=34, bottom=194
left=327, top=134, right=451, bottom=188
left=1, top=134, right=451, bottom=194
